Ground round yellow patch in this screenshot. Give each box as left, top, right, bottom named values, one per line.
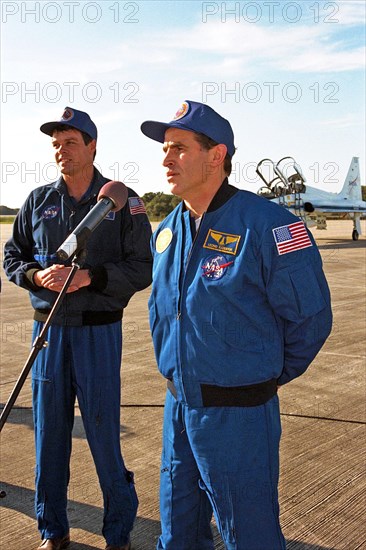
left=156, top=228, right=173, bottom=253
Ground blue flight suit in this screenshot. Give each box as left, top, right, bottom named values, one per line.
left=149, top=180, right=332, bottom=549
left=4, top=168, right=152, bottom=546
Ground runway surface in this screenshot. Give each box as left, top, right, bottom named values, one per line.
left=0, top=220, right=365, bottom=550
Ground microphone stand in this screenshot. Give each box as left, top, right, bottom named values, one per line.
left=0, top=248, right=87, bottom=436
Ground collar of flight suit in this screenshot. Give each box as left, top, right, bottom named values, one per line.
left=207, top=177, right=239, bottom=212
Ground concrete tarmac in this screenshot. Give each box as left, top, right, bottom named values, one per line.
left=0, top=220, right=365, bottom=550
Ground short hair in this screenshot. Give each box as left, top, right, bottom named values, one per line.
left=51, top=124, right=97, bottom=160
left=194, top=132, right=234, bottom=176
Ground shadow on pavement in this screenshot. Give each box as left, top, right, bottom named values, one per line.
left=317, top=238, right=366, bottom=249
left=0, top=482, right=160, bottom=535
left=286, top=542, right=336, bottom=550
left=0, top=483, right=338, bottom=550
left=0, top=406, right=134, bottom=438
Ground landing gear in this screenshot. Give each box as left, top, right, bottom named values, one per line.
left=352, top=216, right=362, bottom=241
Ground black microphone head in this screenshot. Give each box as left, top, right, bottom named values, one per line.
left=98, top=181, right=128, bottom=212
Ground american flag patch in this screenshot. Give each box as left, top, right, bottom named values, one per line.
left=272, top=221, right=312, bottom=255
left=128, top=197, right=146, bottom=215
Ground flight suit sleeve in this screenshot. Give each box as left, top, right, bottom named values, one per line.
left=3, top=195, right=42, bottom=291
left=91, top=192, right=153, bottom=302
left=261, top=224, right=332, bottom=385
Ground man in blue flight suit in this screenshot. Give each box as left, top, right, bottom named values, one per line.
left=4, top=107, right=152, bottom=550
left=141, top=100, right=332, bottom=549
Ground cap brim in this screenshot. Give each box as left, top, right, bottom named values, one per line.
left=40, top=120, right=84, bottom=137
left=40, top=120, right=96, bottom=140
left=40, top=121, right=61, bottom=136
left=141, top=120, right=203, bottom=144
left=140, top=121, right=172, bottom=143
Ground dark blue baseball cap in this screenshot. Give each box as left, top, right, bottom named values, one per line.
left=40, top=107, right=97, bottom=141
left=141, top=100, right=235, bottom=157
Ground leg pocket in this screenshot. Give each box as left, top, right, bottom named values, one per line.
left=32, top=375, right=56, bottom=431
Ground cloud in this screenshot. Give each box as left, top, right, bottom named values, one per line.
left=319, top=114, right=364, bottom=129
left=101, top=20, right=365, bottom=77
left=3, top=7, right=364, bottom=88
left=274, top=45, right=365, bottom=73
left=163, top=21, right=365, bottom=74
left=337, top=0, right=366, bottom=25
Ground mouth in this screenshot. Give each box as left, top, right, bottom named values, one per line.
left=58, top=158, right=72, bottom=167
left=167, top=171, right=179, bottom=179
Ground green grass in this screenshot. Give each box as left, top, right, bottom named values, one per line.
left=0, top=216, right=16, bottom=224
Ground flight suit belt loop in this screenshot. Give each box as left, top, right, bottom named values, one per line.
left=167, top=378, right=277, bottom=407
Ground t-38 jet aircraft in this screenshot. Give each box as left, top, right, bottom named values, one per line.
left=256, top=156, right=365, bottom=240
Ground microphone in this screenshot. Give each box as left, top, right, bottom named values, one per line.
left=56, top=180, right=128, bottom=261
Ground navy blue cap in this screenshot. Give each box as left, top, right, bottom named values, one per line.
left=40, top=107, right=97, bottom=141
left=141, top=100, right=235, bottom=157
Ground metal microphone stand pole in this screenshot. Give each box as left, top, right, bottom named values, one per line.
left=0, top=249, right=86, bottom=434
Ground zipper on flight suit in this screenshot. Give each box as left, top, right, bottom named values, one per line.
left=60, top=191, right=97, bottom=320
left=176, top=212, right=205, bottom=320
left=175, top=213, right=206, bottom=402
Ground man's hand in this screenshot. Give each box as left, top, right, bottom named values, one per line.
left=33, top=264, right=91, bottom=293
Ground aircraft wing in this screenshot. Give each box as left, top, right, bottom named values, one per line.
left=313, top=205, right=366, bottom=213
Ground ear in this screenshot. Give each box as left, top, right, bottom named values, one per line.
left=211, top=144, right=227, bottom=166
left=89, top=139, right=97, bottom=154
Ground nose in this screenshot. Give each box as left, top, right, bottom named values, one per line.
left=163, top=149, right=174, bottom=167
left=59, top=143, right=68, bottom=154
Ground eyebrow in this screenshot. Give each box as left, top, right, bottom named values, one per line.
left=52, top=138, right=78, bottom=146
left=162, top=141, right=186, bottom=153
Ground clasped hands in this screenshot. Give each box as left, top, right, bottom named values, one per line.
left=33, top=264, right=91, bottom=293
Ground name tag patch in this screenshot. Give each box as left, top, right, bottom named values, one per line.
left=203, top=229, right=241, bottom=256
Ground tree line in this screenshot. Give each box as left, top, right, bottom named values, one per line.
left=142, top=186, right=366, bottom=220
left=1, top=186, right=366, bottom=222
left=142, top=192, right=181, bottom=220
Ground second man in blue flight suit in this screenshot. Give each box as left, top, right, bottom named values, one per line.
left=141, top=100, right=332, bottom=550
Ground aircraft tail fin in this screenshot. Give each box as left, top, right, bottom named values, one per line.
left=339, top=157, right=361, bottom=200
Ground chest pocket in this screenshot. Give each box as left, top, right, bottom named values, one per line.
left=268, top=264, right=327, bottom=321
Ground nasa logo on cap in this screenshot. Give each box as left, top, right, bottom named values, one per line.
left=62, top=108, right=74, bottom=121
left=173, top=102, right=189, bottom=121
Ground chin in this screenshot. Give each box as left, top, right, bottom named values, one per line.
left=169, top=184, right=182, bottom=197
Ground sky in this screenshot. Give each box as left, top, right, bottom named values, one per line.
left=0, top=0, right=365, bottom=208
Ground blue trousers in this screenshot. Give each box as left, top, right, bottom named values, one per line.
left=31, top=321, right=138, bottom=546
left=157, top=390, right=286, bottom=550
